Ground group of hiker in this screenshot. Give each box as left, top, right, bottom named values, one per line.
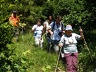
left=32, top=15, right=83, bottom=72
left=9, top=11, right=84, bottom=72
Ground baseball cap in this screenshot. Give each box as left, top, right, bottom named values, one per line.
left=13, top=11, right=17, bottom=14
left=65, top=25, right=73, bottom=31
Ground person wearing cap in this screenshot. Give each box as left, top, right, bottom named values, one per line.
left=48, top=15, right=65, bottom=52
left=9, top=11, right=20, bottom=26
left=9, top=11, right=20, bottom=41
left=59, top=24, right=83, bottom=72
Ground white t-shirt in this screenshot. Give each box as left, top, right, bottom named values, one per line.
left=43, top=21, right=51, bottom=32
left=59, top=33, right=81, bottom=53
left=32, top=25, right=43, bottom=38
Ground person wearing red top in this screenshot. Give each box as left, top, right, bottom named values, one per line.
left=9, top=11, right=20, bottom=41
left=9, top=11, right=20, bottom=26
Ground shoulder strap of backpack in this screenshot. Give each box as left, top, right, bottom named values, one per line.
left=52, top=21, right=55, bottom=31
left=52, top=22, right=64, bottom=31
left=61, top=22, right=64, bottom=31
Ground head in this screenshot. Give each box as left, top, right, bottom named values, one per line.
left=37, top=19, right=41, bottom=26
left=65, top=25, right=73, bottom=36
left=48, top=15, right=52, bottom=21
left=46, top=15, right=53, bottom=23
left=12, top=11, right=17, bottom=17
left=56, top=15, right=62, bottom=24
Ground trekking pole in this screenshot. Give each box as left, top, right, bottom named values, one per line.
left=55, top=47, right=62, bottom=72
left=79, top=26, right=93, bottom=60
left=79, top=26, right=90, bottom=52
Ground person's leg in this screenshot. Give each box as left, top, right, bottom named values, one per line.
left=72, top=53, right=78, bottom=72
left=65, top=53, right=73, bottom=72
left=45, top=34, right=52, bottom=52
left=15, top=27, right=19, bottom=41
left=40, top=38, right=43, bottom=48
left=54, top=44, right=59, bottom=52
left=35, top=38, right=39, bottom=46
left=53, top=40, right=59, bottom=53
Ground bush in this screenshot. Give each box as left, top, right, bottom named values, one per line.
left=0, top=22, right=13, bottom=49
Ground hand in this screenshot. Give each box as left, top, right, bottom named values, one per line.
left=50, top=31, right=53, bottom=36
left=79, top=28, right=83, bottom=33
left=59, top=43, right=63, bottom=47
left=40, top=37, right=42, bottom=40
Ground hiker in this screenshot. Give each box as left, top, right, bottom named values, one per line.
left=48, top=15, right=65, bottom=52
left=9, top=11, right=20, bottom=26
left=42, top=15, right=53, bottom=51
left=32, top=19, right=43, bottom=48
left=9, top=11, right=20, bottom=41
left=59, top=25, right=83, bottom=72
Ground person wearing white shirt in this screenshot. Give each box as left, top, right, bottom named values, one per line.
left=42, top=16, right=53, bottom=51
left=32, top=19, right=43, bottom=48
left=59, top=25, right=83, bottom=72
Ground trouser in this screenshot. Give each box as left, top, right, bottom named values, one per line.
left=51, top=40, right=60, bottom=52
left=45, top=34, right=52, bottom=51
left=35, top=37, right=43, bottom=48
left=12, top=26, right=19, bottom=40
left=64, top=53, right=78, bottom=72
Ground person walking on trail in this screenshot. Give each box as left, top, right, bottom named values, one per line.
left=42, top=15, right=53, bottom=51
left=48, top=15, right=65, bottom=52
left=32, top=19, right=43, bottom=48
left=9, top=11, right=20, bottom=26
left=9, top=11, right=20, bottom=41
left=59, top=25, right=83, bottom=72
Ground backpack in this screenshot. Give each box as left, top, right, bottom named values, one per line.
left=52, top=21, right=64, bottom=36
left=52, top=21, right=64, bottom=31
left=47, top=22, right=64, bottom=38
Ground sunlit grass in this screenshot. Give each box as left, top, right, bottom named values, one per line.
left=7, top=33, right=65, bottom=72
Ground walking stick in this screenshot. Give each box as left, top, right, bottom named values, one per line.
left=55, top=47, right=62, bottom=72
left=79, top=26, right=93, bottom=61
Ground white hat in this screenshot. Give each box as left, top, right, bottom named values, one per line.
left=65, top=25, right=73, bottom=31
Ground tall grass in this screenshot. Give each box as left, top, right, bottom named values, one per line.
left=7, top=33, right=65, bottom=72
left=7, top=31, right=96, bottom=72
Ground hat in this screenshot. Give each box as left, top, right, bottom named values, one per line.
left=65, top=25, right=73, bottom=31
left=13, top=11, right=17, bottom=14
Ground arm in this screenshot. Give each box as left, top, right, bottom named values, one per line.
left=79, top=27, right=83, bottom=40
left=32, top=25, right=37, bottom=32
left=42, top=23, right=46, bottom=34
left=58, top=35, right=65, bottom=47
left=47, top=22, right=54, bottom=36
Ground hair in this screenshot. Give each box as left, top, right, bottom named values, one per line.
left=13, top=11, right=17, bottom=14
left=37, top=19, right=41, bottom=23
left=56, top=15, right=62, bottom=20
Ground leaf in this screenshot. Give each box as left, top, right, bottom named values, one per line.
left=21, top=59, right=26, bottom=63
left=46, top=65, right=51, bottom=69
left=42, top=67, right=46, bottom=72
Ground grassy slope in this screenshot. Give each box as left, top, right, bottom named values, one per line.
left=7, top=33, right=65, bottom=72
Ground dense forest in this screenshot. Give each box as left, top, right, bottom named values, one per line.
left=0, top=0, right=96, bottom=72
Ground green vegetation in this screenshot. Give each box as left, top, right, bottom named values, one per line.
left=0, top=0, right=96, bottom=72
left=4, top=33, right=65, bottom=72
